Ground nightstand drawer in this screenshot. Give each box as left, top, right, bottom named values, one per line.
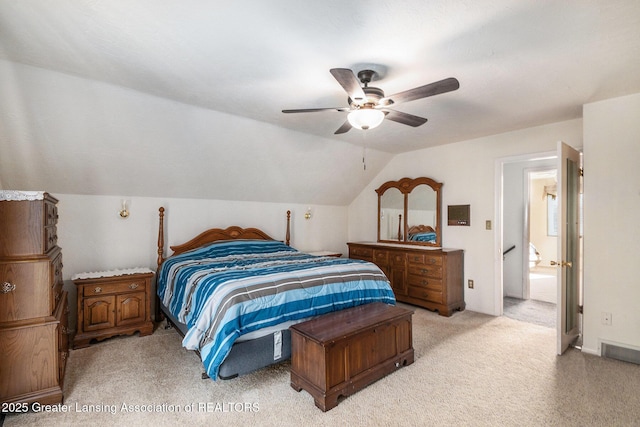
left=83, top=279, right=147, bottom=296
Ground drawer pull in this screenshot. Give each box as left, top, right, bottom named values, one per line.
left=94, top=287, right=102, bottom=293
left=129, top=283, right=139, bottom=290
left=1, top=282, right=16, bottom=294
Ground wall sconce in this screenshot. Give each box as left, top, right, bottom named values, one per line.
left=119, top=200, right=130, bottom=218
left=304, top=207, right=312, bottom=220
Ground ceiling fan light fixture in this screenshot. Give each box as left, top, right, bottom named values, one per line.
left=347, top=108, right=385, bottom=130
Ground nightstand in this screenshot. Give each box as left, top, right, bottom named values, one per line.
left=308, top=251, right=342, bottom=258
left=72, top=268, right=154, bottom=349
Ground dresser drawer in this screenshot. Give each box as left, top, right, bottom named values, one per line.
left=52, top=252, right=63, bottom=285
left=407, top=264, right=443, bottom=278
left=45, top=225, right=58, bottom=252
left=407, top=253, right=442, bottom=266
left=0, top=194, right=59, bottom=256
left=0, top=260, right=52, bottom=322
left=373, top=250, right=389, bottom=264
left=407, top=274, right=443, bottom=290
left=54, top=291, right=70, bottom=383
left=49, top=251, right=64, bottom=312
left=53, top=281, right=64, bottom=307
left=45, top=200, right=58, bottom=226
left=83, top=279, right=147, bottom=297
left=349, top=246, right=373, bottom=260
left=408, top=286, right=443, bottom=304
left=389, top=252, right=406, bottom=266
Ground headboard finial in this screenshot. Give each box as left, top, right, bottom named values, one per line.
left=286, top=210, right=291, bottom=246
left=157, top=207, right=165, bottom=268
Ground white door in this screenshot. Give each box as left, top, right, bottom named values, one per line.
left=556, top=141, right=581, bottom=355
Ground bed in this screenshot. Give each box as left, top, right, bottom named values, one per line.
left=407, top=224, right=437, bottom=243
left=155, top=208, right=395, bottom=380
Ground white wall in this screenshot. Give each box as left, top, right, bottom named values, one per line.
left=348, top=119, right=583, bottom=315
left=582, top=93, right=640, bottom=355
left=56, top=194, right=348, bottom=329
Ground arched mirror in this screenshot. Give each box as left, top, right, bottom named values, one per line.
left=379, top=187, right=404, bottom=241
left=376, top=177, right=442, bottom=247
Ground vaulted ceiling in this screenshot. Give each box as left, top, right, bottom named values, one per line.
left=1, top=1, right=639, bottom=204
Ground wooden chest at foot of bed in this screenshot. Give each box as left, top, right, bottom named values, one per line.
left=290, top=302, right=414, bottom=411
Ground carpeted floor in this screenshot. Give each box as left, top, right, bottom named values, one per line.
left=4, top=305, right=639, bottom=427
left=503, top=297, right=556, bottom=329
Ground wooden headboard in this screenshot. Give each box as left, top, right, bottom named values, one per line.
left=156, top=207, right=291, bottom=269
left=408, top=224, right=435, bottom=235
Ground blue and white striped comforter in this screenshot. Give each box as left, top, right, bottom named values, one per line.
left=157, top=240, right=395, bottom=379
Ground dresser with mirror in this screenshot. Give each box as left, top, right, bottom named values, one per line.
left=348, top=177, right=465, bottom=316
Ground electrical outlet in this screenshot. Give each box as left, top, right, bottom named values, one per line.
left=468, top=279, right=474, bottom=289
left=485, top=220, right=492, bottom=230
left=602, top=312, right=612, bottom=325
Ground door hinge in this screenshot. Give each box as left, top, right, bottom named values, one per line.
left=579, top=167, right=584, bottom=177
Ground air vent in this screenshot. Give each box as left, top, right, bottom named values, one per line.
left=601, top=342, right=640, bottom=365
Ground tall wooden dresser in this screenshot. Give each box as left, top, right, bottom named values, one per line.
left=348, top=242, right=465, bottom=316
left=0, top=191, right=69, bottom=405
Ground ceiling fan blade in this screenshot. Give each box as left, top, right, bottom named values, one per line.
left=382, top=77, right=459, bottom=106
left=383, top=110, right=428, bottom=127
left=282, top=107, right=349, bottom=113
left=330, top=68, right=367, bottom=104
left=334, top=120, right=352, bottom=134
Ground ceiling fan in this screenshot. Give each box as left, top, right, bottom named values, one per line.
left=282, top=68, right=459, bottom=134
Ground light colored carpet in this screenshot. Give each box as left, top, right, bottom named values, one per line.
left=5, top=305, right=640, bottom=426
left=503, top=297, right=556, bottom=329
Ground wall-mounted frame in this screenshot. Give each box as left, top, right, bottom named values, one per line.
left=448, top=204, right=470, bottom=226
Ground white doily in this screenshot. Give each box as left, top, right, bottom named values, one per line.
left=0, top=191, right=46, bottom=201
left=71, top=267, right=154, bottom=281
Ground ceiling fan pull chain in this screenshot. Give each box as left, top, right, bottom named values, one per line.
left=363, top=145, right=367, bottom=171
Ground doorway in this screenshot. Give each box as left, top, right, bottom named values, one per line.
left=527, top=168, right=558, bottom=304
left=496, top=145, right=584, bottom=353
left=499, top=154, right=557, bottom=328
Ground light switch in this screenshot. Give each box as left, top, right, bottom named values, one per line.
left=485, top=220, right=492, bottom=230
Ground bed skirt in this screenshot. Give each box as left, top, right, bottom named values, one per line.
left=159, top=300, right=292, bottom=379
